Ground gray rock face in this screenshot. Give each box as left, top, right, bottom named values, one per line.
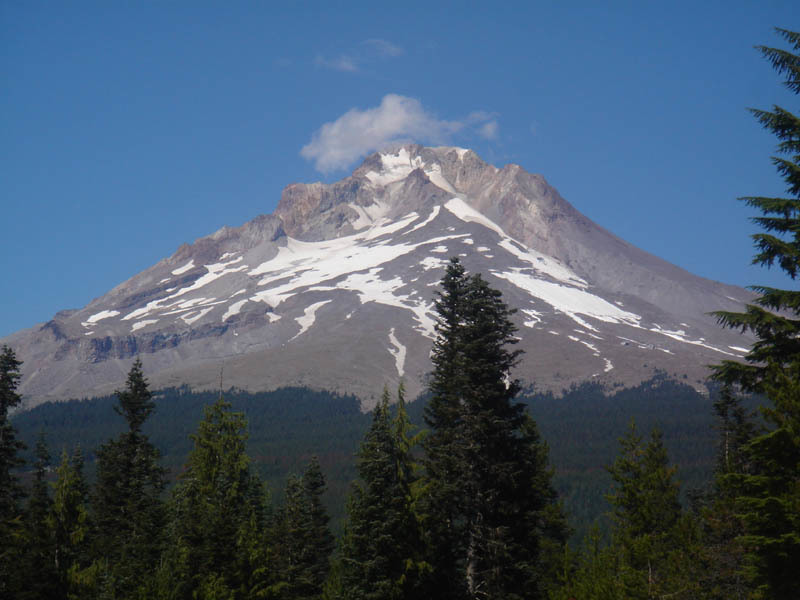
left=3, top=145, right=754, bottom=409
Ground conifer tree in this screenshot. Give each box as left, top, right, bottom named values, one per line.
left=166, top=394, right=265, bottom=598
left=605, top=421, right=699, bottom=599
left=696, top=389, right=757, bottom=599
left=50, top=445, right=94, bottom=600
left=91, top=358, right=165, bottom=598
left=711, top=27, right=800, bottom=599
left=0, top=345, right=26, bottom=599
left=339, top=386, right=427, bottom=599
left=422, top=258, right=567, bottom=600
left=21, top=431, right=59, bottom=600
left=273, top=456, right=335, bottom=600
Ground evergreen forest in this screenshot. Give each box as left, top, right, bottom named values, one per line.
left=1, top=28, right=798, bottom=600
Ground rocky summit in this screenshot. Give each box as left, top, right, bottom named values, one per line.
left=4, top=145, right=753, bottom=408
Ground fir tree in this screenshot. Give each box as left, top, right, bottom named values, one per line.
left=339, top=386, right=427, bottom=600
left=696, top=389, right=757, bottom=599
left=274, top=456, right=335, bottom=600
left=422, top=258, right=567, bottom=600
left=605, top=421, right=699, bottom=599
left=50, top=445, right=94, bottom=600
left=166, top=394, right=265, bottom=599
left=0, top=345, right=26, bottom=598
left=91, top=358, right=165, bottom=598
left=711, top=27, right=800, bottom=599
left=21, top=431, right=59, bottom=600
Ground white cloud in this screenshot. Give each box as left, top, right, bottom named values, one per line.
left=315, top=38, right=404, bottom=73
left=363, top=38, right=404, bottom=57
left=300, top=94, right=498, bottom=173
left=478, top=120, right=499, bottom=140
left=314, top=54, right=359, bottom=72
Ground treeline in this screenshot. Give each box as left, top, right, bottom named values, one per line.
left=13, top=374, right=732, bottom=540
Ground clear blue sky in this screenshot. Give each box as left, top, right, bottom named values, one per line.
left=1, top=1, right=797, bottom=338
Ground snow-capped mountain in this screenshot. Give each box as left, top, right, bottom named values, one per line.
left=4, top=145, right=753, bottom=408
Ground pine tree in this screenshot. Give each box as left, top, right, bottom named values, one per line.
left=273, top=456, right=335, bottom=600
left=21, top=431, right=59, bottom=600
left=696, top=389, right=757, bottom=599
left=605, top=421, right=699, bottom=599
left=710, top=27, right=800, bottom=599
left=50, top=445, right=95, bottom=600
left=422, top=258, right=567, bottom=600
left=0, top=345, right=26, bottom=599
left=550, top=526, right=626, bottom=600
left=166, top=394, right=265, bottom=599
left=91, top=358, right=165, bottom=598
left=339, top=386, right=427, bottom=599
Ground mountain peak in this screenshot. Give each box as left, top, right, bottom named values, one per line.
left=3, top=145, right=753, bottom=408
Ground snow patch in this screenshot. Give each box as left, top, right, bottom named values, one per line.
left=498, top=239, right=586, bottom=287
left=182, top=307, right=214, bottom=325
left=420, top=256, right=447, bottom=271
left=388, top=327, right=407, bottom=377
left=520, top=308, right=542, bottom=328
left=291, top=300, right=332, bottom=340
left=423, top=162, right=456, bottom=193
left=649, top=325, right=740, bottom=356
left=407, top=205, right=441, bottom=234
left=223, top=299, right=250, bottom=321
left=132, top=319, right=158, bottom=332
left=445, top=197, right=507, bottom=238
left=364, top=148, right=424, bottom=186
left=492, top=270, right=642, bottom=331
left=172, top=260, right=195, bottom=275
left=83, top=310, right=120, bottom=327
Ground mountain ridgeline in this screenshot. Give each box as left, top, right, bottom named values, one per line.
left=4, top=145, right=753, bottom=408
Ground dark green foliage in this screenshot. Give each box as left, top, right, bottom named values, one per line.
left=270, top=456, right=335, bottom=599
left=422, top=258, right=567, bottom=599
left=0, top=345, right=26, bottom=598
left=710, top=27, right=800, bottom=599
left=14, top=378, right=727, bottom=548
left=557, top=422, right=700, bottom=599
left=550, top=526, right=625, bottom=600
left=21, top=431, right=59, bottom=600
left=49, top=445, right=94, bottom=600
left=693, top=390, right=757, bottom=599
left=164, top=394, right=265, bottom=598
left=605, top=422, right=690, bottom=597
left=91, top=358, right=166, bottom=598
left=339, top=386, right=428, bottom=599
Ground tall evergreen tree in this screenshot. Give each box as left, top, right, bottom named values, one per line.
left=696, top=389, right=757, bottom=599
left=711, top=27, right=800, bottom=599
left=166, top=394, right=265, bottom=599
left=21, top=431, right=59, bottom=600
left=339, top=386, right=427, bottom=600
left=422, top=258, right=567, bottom=600
left=91, top=358, right=165, bottom=598
left=605, top=421, right=699, bottom=599
left=272, top=456, right=335, bottom=600
left=0, top=345, right=26, bottom=599
left=50, top=445, right=94, bottom=600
